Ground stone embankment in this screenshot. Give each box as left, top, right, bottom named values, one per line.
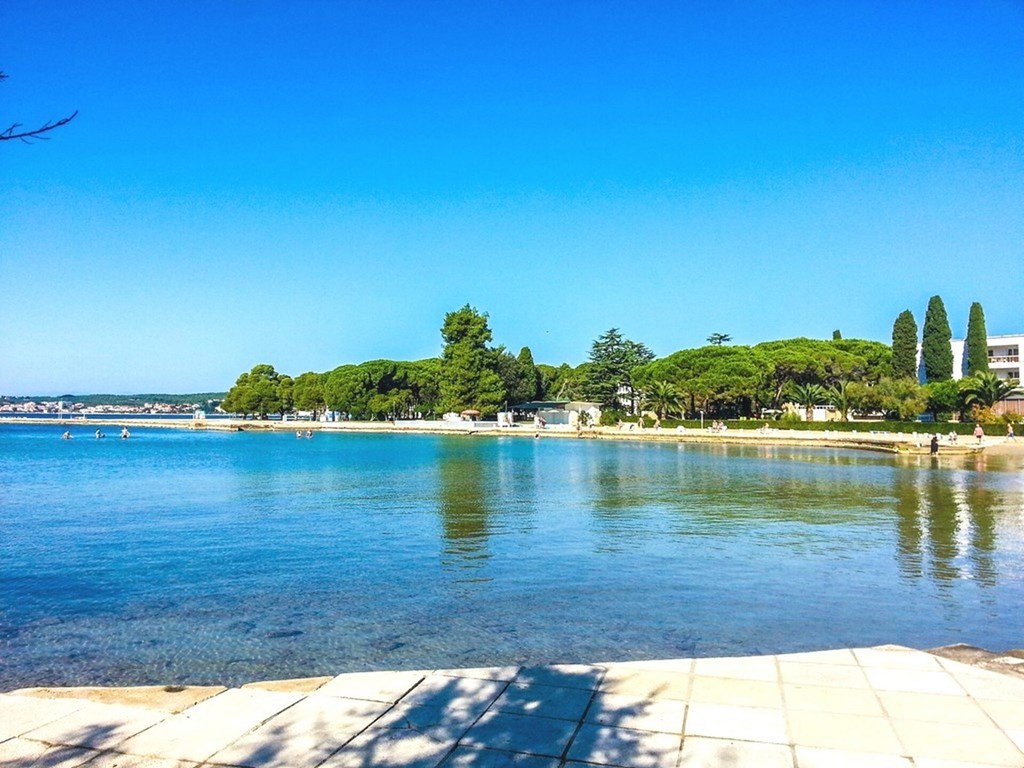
left=3, top=645, right=1024, bottom=767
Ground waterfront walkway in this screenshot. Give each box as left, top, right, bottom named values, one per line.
left=3, top=645, right=1024, bottom=767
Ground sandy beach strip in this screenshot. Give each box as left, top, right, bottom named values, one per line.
left=4, top=415, right=1014, bottom=456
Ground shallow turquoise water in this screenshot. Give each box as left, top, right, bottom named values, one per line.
left=2, top=424, right=1023, bottom=688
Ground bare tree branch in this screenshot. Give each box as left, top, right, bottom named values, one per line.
left=0, top=71, right=78, bottom=143
left=1, top=110, right=79, bottom=142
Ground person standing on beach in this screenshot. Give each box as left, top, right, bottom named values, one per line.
left=1009, top=424, right=1016, bottom=441
left=930, top=434, right=939, bottom=455
left=973, top=424, right=984, bottom=444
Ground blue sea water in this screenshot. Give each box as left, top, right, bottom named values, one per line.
left=2, top=424, right=1023, bottom=689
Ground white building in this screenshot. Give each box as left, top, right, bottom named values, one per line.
left=933, top=333, right=1023, bottom=417
left=982, top=334, right=1022, bottom=383
left=920, top=333, right=1022, bottom=383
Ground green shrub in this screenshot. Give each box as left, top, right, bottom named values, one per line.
left=599, top=409, right=628, bottom=426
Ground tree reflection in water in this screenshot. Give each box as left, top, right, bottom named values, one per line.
left=895, top=458, right=1001, bottom=589
left=437, top=439, right=493, bottom=575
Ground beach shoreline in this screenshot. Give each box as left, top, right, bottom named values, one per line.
left=3, top=415, right=1016, bottom=456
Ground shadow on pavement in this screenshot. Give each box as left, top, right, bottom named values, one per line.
left=0, top=663, right=695, bottom=767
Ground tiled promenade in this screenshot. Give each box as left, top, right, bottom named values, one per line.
left=2, top=645, right=1023, bottom=768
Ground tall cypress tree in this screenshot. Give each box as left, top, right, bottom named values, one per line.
left=891, top=310, right=919, bottom=379
left=964, top=301, right=990, bottom=376
left=921, top=295, right=953, bottom=382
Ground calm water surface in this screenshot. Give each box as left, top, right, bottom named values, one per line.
left=1, top=424, right=1023, bottom=688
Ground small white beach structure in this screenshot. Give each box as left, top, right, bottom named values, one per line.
left=511, top=400, right=601, bottom=426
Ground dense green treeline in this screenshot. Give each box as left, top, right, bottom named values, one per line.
left=631, top=337, right=893, bottom=419
left=221, top=306, right=611, bottom=419
left=221, top=300, right=1021, bottom=423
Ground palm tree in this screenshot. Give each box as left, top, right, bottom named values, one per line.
left=826, top=380, right=851, bottom=421
left=644, top=380, right=683, bottom=420
left=960, top=371, right=1021, bottom=409
left=786, top=381, right=828, bottom=422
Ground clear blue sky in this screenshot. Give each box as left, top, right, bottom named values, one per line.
left=3, top=1, right=1022, bottom=395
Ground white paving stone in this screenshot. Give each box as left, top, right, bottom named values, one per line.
left=315, top=670, right=427, bottom=703
left=679, top=736, right=794, bottom=767
left=567, top=723, right=682, bottom=768
left=684, top=702, right=788, bottom=744
left=1008, top=729, right=1024, bottom=756
left=461, top=710, right=578, bottom=758
left=442, top=746, right=560, bottom=767
left=863, top=667, right=965, bottom=696
left=776, top=649, right=859, bottom=666
left=853, top=647, right=944, bottom=671
left=599, top=668, right=690, bottom=700
left=0, top=737, right=97, bottom=766
left=491, top=682, right=593, bottom=721
left=320, top=727, right=455, bottom=768
left=208, top=694, right=390, bottom=768
left=117, top=688, right=302, bottom=763
left=372, top=702, right=480, bottom=743
left=889, top=718, right=1024, bottom=765
left=601, top=658, right=694, bottom=674
left=586, top=692, right=686, bottom=734
left=793, top=746, right=913, bottom=768
left=693, top=655, right=779, bottom=682
left=24, top=701, right=167, bottom=751
left=435, top=666, right=522, bottom=682
left=942, top=666, right=1024, bottom=702
left=85, top=753, right=201, bottom=767
left=778, top=661, right=870, bottom=689
left=0, top=694, right=90, bottom=741
left=512, top=665, right=605, bottom=690
left=400, top=675, right=506, bottom=716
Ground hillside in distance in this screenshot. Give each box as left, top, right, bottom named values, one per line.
left=2, top=393, right=226, bottom=407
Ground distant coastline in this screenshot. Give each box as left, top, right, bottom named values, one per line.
left=0, top=393, right=225, bottom=417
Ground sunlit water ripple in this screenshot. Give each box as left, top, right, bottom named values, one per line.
left=2, top=424, right=1022, bottom=688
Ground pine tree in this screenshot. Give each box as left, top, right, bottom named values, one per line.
left=964, top=302, right=989, bottom=376
left=921, top=295, right=953, bottom=382
left=585, top=329, right=655, bottom=411
left=891, top=310, right=919, bottom=380
left=515, top=346, right=542, bottom=402
left=438, top=305, right=507, bottom=414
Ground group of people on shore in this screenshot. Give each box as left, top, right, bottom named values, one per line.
left=928, top=423, right=1015, bottom=454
